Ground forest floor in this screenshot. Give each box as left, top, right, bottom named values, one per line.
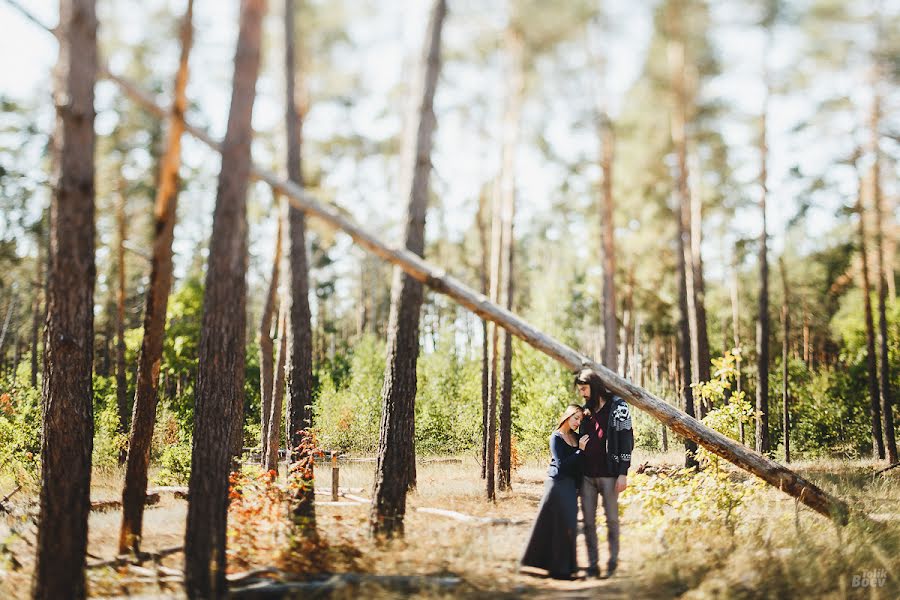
left=1, top=449, right=898, bottom=599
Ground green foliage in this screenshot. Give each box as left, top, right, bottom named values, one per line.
left=0, top=375, right=41, bottom=484
left=510, top=341, right=574, bottom=458
left=695, top=352, right=754, bottom=463
left=622, top=468, right=764, bottom=534
left=415, top=330, right=482, bottom=454
left=91, top=375, right=128, bottom=470
left=313, top=333, right=385, bottom=453
left=152, top=440, right=192, bottom=486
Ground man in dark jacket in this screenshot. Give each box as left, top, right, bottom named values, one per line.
left=575, top=368, right=633, bottom=578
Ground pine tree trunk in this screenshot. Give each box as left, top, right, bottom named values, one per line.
left=690, top=188, right=711, bottom=387
left=779, top=257, right=790, bottom=463
left=119, top=0, right=193, bottom=555
left=183, top=1, right=263, bottom=597
left=477, top=192, right=489, bottom=480
left=731, top=250, right=745, bottom=445
left=857, top=176, right=885, bottom=459
left=32, top=1, right=97, bottom=597
left=668, top=26, right=697, bottom=468
left=115, top=187, right=128, bottom=463
left=498, top=29, right=523, bottom=493
left=283, top=0, right=316, bottom=533
left=599, top=112, right=617, bottom=370
left=259, top=193, right=284, bottom=464
left=371, top=0, right=445, bottom=536
left=756, top=71, right=771, bottom=455
left=265, top=301, right=288, bottom=473
left=870, top=89, right=898, bottom=463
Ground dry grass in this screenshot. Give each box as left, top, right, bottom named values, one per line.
left=1, top=451, right=898, bottom=598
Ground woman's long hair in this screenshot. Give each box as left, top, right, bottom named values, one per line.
left=574, top=368, right=610, bottom=413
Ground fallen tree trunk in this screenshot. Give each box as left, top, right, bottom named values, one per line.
left=8, top=5, right=850, bottom=524
left=91, top=493, right=160, bottom=513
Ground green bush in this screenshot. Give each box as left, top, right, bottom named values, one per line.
left=153, top=440, right=192, bottom=486
left=313, top=333, right=385, bottom=453
left=0, top=378, right=41, bottom=483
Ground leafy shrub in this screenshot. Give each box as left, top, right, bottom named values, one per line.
left=153, top=440, right=192, bottom=486
left=0, top=380, right=41, bottom=483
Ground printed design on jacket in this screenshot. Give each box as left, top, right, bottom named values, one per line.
left=612, top=402, right=632, bottom=430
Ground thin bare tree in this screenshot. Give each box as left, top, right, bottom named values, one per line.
left=371, top=0, right=446, bottom=536
left=119, top=0, right=193, bottom=555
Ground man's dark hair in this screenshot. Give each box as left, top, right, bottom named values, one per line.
left=574, top=368, right=610, bottom=412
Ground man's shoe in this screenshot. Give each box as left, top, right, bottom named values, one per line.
left=604, top=560, right=618, bottom=578
left=586, top=565, right=600, bottom=578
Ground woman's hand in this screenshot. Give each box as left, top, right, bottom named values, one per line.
left=578, top=435, right=589, bottom=451
left=615, top=474, right=627, bottom=493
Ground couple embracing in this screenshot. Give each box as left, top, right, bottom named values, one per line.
left=521, top=368, right=634, bottom=580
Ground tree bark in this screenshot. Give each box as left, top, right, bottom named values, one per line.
left=690, top=186, right=711, bottom=388
left=870, top=88, right=898, bottom=463
left=84, top=27, right=853, bottom=527
left=259, top=192, right=284, bottom=465
left=183, top=1, right=264, bottom=597
left=668, top=27, right=698, bottom=468
left=119, top=0, right=193, bottom=556
left=857, top=172, right=885, bottom=459
left=283, top=0, right=316, bottom=534
left=370, top=0, right=446, bottom=537
left=498, top=28, right=524, bottom=493
left=115, top=185, right=128, bottom=463
left=779, top=257, right=790, bottom=463
left=477, top=191, right=489, bottom=480
left=730, top=249, right=745, bottom=445
left=31, top=1, right=97, bottom=598
left=599, top=116, right=617, bottom=370
left=264, top=300, right=288, bottom=473
left=756, top=64, right=771, bottom=455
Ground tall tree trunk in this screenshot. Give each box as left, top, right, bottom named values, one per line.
left=31, top=1, right=97, bottom=597
left=755, top=63, right=771, bottom=455
left=779, top=257, right=790, bottom=463
left=857, top=170, right=885, bottom=459
left=115, top=186, right=128, bottom=463
left=477, top=191, right=489, bottom=480
left=486, top=186, right=502, bottom=500
left=498, top=28, right=524, bottom=493
left=690, top=185, right=711, bottom=388
left=731, top=249, right=745, bottom=445
left=265, top=300, right=288, bottom=473
left=870, top=88, right=898, bottom=463
left=119, top=0, right=193, bottom=555
left=283, top=0, right=316, bottom=533
left=183, top=1, right=264, bottom=597
left=668, top=20, right=698, bottom=468
left=667, top=12, right=710, bottom=403
left=599, top=117, right=617, bottom=370
left=371, top=0, right=446, bottom=536
left=259, top=192, right=284, bottom=465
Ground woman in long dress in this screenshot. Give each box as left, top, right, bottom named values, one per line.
left=520, top=404, right=588, bottom=579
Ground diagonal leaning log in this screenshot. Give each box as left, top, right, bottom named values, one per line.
left=8, top=2, right=850, bottom=524
left=107, top=69, right=851, bottom=524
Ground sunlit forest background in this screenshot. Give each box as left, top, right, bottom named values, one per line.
left=4, top=0, right=895, bottom=464
left=1, top=0, right=899, bottom=597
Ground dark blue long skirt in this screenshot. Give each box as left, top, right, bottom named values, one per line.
left=520, top=476, right=579, bottom=578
